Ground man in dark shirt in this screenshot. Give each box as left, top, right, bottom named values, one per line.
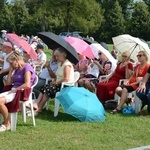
left=136, top=66, right=150, bottom=115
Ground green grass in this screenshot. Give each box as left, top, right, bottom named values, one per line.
left=0, top=44, right=149, bottom=150
left=0, top=104, right=150, bottom=150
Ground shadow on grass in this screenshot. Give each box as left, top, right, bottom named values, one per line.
left=35, top=109, right=80, bottom=122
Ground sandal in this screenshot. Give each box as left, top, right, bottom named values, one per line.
left=110, top=108, right=121, bottom=114
left=0, top=124, right=10, bottom=132
left=138, top=110, right=150, bottom=116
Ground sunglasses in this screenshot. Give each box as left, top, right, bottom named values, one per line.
left=98, top=52, right=102, bottom=55
left=137, top=54, right=143, bottom=57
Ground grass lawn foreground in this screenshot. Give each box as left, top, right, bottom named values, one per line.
left=0, top=45, right=150, bottom=150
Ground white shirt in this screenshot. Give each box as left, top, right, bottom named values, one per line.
left=39, top=59, right=58, bottom=79
left=3, top=51, right=13, bottom=70
left=34, top=52, right=47, bottom=66
left=87, top=62, right=99, bottom=78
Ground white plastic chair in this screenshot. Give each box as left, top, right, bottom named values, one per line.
left=54, top=71, right=80, bottom=117
left=0, top=75, right=39, bottom=131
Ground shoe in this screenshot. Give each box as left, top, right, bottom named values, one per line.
left=110, top=108, right=121, bottom=114
left=0, top=124, right=10, bottom=132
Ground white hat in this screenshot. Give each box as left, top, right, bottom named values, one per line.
left=1, top=30, right=7, bottom=33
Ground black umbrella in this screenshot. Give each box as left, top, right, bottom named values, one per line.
left=100, top=42, right=108, bottom=50
left=82, top=37, right=98, bottom=44
left=38, top=32, right=79, bottom=64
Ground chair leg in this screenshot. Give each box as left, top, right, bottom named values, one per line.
left=133, top=95, right=141, bottom=114
left=10, top=112, right=18, bottom=132
left=46, top=99, right=50, bottom=110
left=21, top=103, right=27, bottom=123
left=54, top=95, right=60, bottom=117
left=29, top=102, right=35, bottom=126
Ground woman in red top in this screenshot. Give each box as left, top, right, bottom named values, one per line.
left=96, top=51, right=133, bottom=102
left=111, top=51, right=149, bottom=114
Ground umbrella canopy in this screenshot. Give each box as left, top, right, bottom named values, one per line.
left=38, top=32, right=79, bottom=64
left=6, top=33, right=37, bottom=60
left=90, top=43, right=117, bottom=72
left=56, top=87, right=106, bottom=122
left=82, top=37, right=98, bottom=45
left=112, top=34, right=150, bottom=62
left=65, top=37, right=94, bottom=59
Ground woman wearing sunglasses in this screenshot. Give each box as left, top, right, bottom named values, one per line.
left=111, top=51, right=149, bottom=114
left=96, top=51, right=133, bottom=103
left=78, top=51, right=112, bottom=92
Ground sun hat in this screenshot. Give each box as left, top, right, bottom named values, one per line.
left=3, top=42, right=12, bottom=48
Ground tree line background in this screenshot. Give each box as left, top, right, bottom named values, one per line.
left=0, top=0, right=150, bottom=43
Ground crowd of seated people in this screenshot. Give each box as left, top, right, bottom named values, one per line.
left=111, top=51, right=149, bottom=114
left=1, top=35, right=150, bottom=133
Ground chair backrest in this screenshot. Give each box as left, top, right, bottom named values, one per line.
left=73, top=71, right=80, bottom=83
left=31, top=75, right=39, bottom=89
left=61, top=71, right=80, bottom=89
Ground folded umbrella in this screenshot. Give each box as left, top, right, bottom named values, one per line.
left=38, top=32, right=79, bottom=64
left=56, top=87, right=106, bottom=122
left=6, top=33, right=37, bottom=60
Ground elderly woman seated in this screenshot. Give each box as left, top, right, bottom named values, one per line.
left=78, top=50, right=115, bottom=93
left=0, top=51, right=35, bottom=132
left=33, top=47, right=75, bottom=113
left=74, top=53, right=89, bottom=79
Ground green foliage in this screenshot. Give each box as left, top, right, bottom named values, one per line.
left=12, top=1, right=30, bottom=34
left=129, top=2, right=150, bottom=40
left=0, top=4, right=15, bottom=32
left=143, top=0, right=150, bottom=11
left=99, top=0, right=125, bottom=43
left=1, top=0, right=150, bottom=42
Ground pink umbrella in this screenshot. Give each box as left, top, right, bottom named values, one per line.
left=65, top=37, right=94, bottom=58
left=6, top=33, right=37, bottom=60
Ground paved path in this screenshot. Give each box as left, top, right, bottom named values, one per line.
left=128, top=145, right=150, bottom=150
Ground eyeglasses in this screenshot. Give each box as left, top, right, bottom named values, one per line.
left=98, top=52, right=102, bottom=55
left=137, top=54, right=143, bottom=57
left=122, top=55, right=127, bottom=57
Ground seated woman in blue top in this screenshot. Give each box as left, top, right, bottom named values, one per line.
left=0, top=51, right=35, bottom=132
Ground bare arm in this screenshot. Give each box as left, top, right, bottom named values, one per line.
left=5, top=67, right=14, bottom=85
left=45, top=61, right=56, bottom=78
left=93, top=60, right=104, bottom=74
left=51, top=65, right=71, bottom=85
left=136, top=73, right=150, bottom=92
left=125, top=63, right=133, bottom=79
left=0, top=67, right=11, bottom=74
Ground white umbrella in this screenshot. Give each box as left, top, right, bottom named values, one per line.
left=112, top=34, right=150, bottom=62
left=90, top=43, right=117, bottom=72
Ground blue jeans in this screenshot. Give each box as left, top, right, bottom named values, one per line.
left=136, top=82, right=150, bottom=112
